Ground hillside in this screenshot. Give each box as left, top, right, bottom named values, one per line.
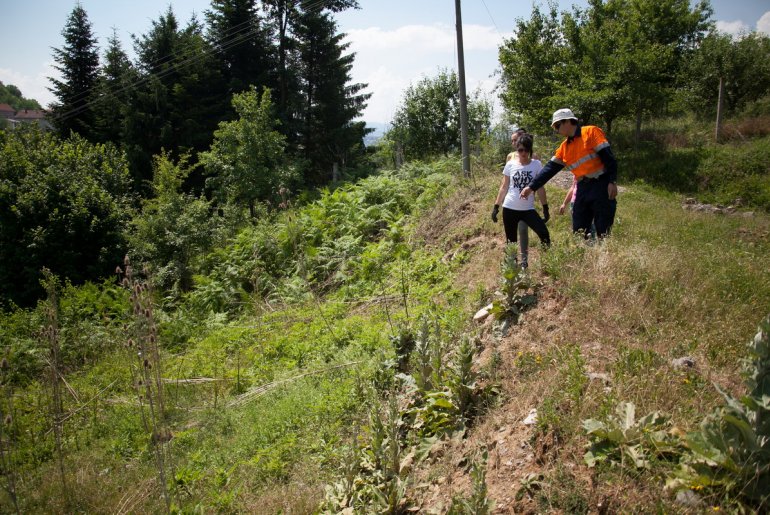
left=1, top=143, right=769, bottom=513
left=396, top=166, right=770, bottom=512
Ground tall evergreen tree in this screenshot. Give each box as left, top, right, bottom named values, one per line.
left=205, top=0, right=276, bottom=99
left=92, top=30, right=136, bottom=145
left=295, top=9, right=370, bottom=183
left=262, top=0, right=359, bottom=145
left=48, top=4, right=100, bottom=140
left=125, top=8, right=227, bottom=189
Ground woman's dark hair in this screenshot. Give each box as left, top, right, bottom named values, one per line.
left=516, top=133, right=534, bottom=156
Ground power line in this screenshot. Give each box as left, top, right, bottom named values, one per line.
left=479, top=0, right=502, bottom=37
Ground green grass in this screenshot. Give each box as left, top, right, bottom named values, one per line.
left=2, top=131, right=770, bottom=512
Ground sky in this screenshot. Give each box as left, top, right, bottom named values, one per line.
left=1, top=0, right=769, bottom=125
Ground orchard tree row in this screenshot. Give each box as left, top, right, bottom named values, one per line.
left=497, top=0, right=770, bottom=136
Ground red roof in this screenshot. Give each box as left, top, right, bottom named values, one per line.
left=0, top=103, right=15, bottom=116
left=12, top=109, right=47, bottom=120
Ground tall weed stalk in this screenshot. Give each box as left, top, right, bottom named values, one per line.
left=41, top=269, right=69, bottom=505
left=0, top=350, right=20, bottom=514
left=119, top=257, right=173, bottom=511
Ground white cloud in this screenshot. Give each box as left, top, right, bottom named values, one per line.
left=715, top=20, right=749, bottom=36
left=758, top=11, right=770, bottom=35
left=344, top=24, right=509, bottom=123
left=0, top=61, right=58, bottom=108
left=345, top=23, right=508, bottom=54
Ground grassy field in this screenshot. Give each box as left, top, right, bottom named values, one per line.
left=1, top=131, right=769, bottom=513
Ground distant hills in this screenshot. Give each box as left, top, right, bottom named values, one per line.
left=364, top=121, right=389, bottom=146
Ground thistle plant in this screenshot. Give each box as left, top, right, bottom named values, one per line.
left=449, top=337, right=478, bottom=427
left=118, top=257, right=172, bottom=511
left=0, top=349, right=20, bottom=514
left=41, top=269, right=69, bottom=503
left=667, top=313, right=770, bottom=509
left=448, top=449, right=494, bottom=514
left=489, top=243, right=537, bottom=325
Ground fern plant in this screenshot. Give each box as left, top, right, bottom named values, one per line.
left=667, top=314, right=770, bottom=508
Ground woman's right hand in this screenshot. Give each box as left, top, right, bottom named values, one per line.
left=559, top=204, right=567, bottom=215
left=491, top=204, right=499, bottom=223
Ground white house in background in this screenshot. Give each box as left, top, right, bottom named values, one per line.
left=0, top=103, right=53, bottom=130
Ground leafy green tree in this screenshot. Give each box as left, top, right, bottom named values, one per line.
left=205, top=0, right=276, bottom=97
left=498, top=2, right=566, bottom=130
left=498, top=0, right=712, bottom=134
left=294, top=9, right=371, bottom=184
left=200, top=88, right=290, bottom=217
left=678, top=31, right=770, bottom=117
left=607, top=0, right=711, bottom=136
left=0, top=82, right=42, bottom=110
left=128, top=153, right=226, bottom=294
left=388, top=69, right=491, bottom=161
left=0, top=127, right=133, bottom=307
left=48, top=4, right=100, bottom=139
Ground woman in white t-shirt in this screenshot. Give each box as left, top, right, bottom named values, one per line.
left=491, top=134, right=551, bottom=265
left=505, top=129, right=549, bottom=268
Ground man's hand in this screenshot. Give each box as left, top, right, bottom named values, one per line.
left=542, top=204, right=550, bottom=223
left=491, top=204, right=500, bottom=223
left=608, top=182, right=618, bottom=200
left=520, top=186, right=534, bottom=200
left=559, top=203, right=567, bottom=215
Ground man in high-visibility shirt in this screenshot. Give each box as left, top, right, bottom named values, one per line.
left=520, top=108, right=618, bottom=238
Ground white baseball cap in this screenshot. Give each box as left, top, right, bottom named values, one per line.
left=551, top=108, right=578, bottom=127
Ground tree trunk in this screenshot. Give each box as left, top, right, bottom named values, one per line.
left=634, top=107, right=643, bottom=150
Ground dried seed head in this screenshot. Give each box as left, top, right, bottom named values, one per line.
left=4, top=414, right=11, bottom=426
left=149, top=334, right=156, bottom=344
left=115, top=266, right=123, bottom=275
left=144, top=308, right=151, bottom=318
left=143, top=359, right=149, bottom=368
left=138, top=379, right=143, bottom=386
left=122, top=278, right=130, bottom=288
left=127, top=339, right=134, bottom=348
left=0, top=358, right=8, bottom=370
left=124, top=255, right=131, bottom=266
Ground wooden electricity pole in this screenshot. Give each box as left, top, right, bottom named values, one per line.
left=455, top=0, right=471, bottom=178
left=715, top=76, right=725, bottom=143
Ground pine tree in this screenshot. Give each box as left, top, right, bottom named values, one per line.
left=48, top=4, right=100, bottom=139
left=125, top=8, right=227, bottom=189
left=205, top=0, right=276, bottom=98
left=92, top=30, right=136, bottom=145
left=295, top=9, right=370, bottom=184
left=262, top=0, right=359, bottom=146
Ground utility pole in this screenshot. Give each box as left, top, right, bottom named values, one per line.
left=715, top=76, right=725, bottom=143
left=455, top=0, right=471, bottom=178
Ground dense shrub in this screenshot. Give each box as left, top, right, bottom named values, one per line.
left=0, top=127, right=133, bottom=307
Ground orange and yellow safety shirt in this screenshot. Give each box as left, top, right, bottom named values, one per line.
left=553, top=125, right=610, bottom=179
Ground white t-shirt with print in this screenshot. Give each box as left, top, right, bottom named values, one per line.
left=502, top=159, right=542, bottom=210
